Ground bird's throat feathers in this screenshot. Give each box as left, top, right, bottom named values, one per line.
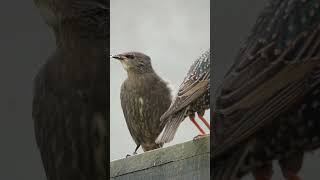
left=124, top=65, right=156, bottom=79
left=120, top=61, right=130, bottom=71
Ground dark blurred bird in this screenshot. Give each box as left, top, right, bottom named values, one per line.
left=32, top=0, right=108, bottom=180
left=112, top=52, right=171, bottom=154
left=212, top=0, right=320, bottom=179
left=156, top=49, right=210, bottom=144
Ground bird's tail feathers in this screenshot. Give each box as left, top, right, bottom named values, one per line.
left=212, top=141, right=253, bottom=180
left=159, top=105, right=174, bottom=131
left=159, top=98, right=178, bottom=124
left=156, top=109, right=186, bottom=144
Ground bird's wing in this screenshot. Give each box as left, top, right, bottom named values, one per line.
left=213, top=0, right=320, bottom=156
left=120, top=83, right=143, bottom=145
left=32, top=59, right=107, bottom=180
left=160, top=50, right=210, bottom=121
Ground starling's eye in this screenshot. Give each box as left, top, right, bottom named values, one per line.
left=125, top=55, right=135, bottom=59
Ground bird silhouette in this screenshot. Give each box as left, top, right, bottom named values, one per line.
left=32, top=0, right=108, bottom=180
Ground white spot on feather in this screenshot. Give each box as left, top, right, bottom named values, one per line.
left=139, top=97, right=144, bottom=105
left=139, top=97, right=144, bottom=117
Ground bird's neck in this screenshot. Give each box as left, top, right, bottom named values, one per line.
left=127, top=71, right=146, bottom=80
left=127, top=71, right=157, bottom=82
left=47, top=23, right=108, bottom=90
left=125, top=72, right=158, bottom=93
left=54, top=23, right=107, bottom=54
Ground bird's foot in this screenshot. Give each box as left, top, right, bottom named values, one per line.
left=253, top=166, right=273, bottom=180
left=125, top=151, right=138, bottom=158
left=283, top=170, right=301, bottom=180
left=125, top=154, right=131, bottom=158
left=193, top=134, right=209, bottom=141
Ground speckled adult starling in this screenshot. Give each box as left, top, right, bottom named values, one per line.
left=112, top=52, right=171, bottom=154
left=32, top=0, right=108, bottom=180
left=156, top=50, right=210, bottom=144
left=212, top=0, right=320, bottom=180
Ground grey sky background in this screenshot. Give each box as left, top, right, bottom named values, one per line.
left=0, top=1, right=53, bottom=179
left=213, top=0, right=320, bottom=179
left=110, top=0, right=210, bottom=161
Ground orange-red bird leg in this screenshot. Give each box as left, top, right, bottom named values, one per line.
left=189, top=116, right=206, bottom=135
left=253, top=164, right=273, bottom=180
left=279, top=152, right=303, bottom=180
left=282, top=170, right=301, bottom=180
left=198, top=115, right=210, bottom=129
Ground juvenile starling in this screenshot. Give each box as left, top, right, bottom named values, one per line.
left=156, top=49, right=210, bottom=144
left=32, top=0, right=108, bottom=180
left=112, top=52, right=171, bottom=154
left=212, top=0, right=320, bottom=179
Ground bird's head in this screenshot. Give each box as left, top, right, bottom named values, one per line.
left=112, top=52, right=154, bottom=74
left=33, top=0, right=108, bottom=30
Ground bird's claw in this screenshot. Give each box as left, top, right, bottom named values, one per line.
left=125, top=154, right=131, bottom=158
left=193, top=134, right=209, bottom=141
left=125, top=151, right=138, bottom=158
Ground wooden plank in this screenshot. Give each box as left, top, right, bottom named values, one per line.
left=110, top=136, right=210, bottom=180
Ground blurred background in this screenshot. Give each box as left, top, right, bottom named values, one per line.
left=213, top=0, right=320, bottom=179
left=110, top=0, right=210, bottom=161
left=0, top=1, right=54, bottom=179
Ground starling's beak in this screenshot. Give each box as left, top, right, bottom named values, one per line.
left=112, top=54, right=129, bottom=70
left=111, top=55, right=124, bottom=60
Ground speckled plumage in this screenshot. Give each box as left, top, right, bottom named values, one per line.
left=156, top=49, right=210, bottom=144
left=212, top=0, right=320, bottom=179
left=114, top=52, right=171, bottom=153
left=186, top=51, right=211, bottom=116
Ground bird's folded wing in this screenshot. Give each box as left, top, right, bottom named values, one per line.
left=160, top=72, right=209, bottom=121
left=213, top=0, right=320, bottom=156
left=160, top=51, right=210, bottom=121
left=214, top=45, right=320, bottom=157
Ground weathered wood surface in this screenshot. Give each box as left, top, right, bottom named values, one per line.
left=110, top=136, right=210, bottom=180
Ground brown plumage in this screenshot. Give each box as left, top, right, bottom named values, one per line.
left=112, top=52, right=171, bottom=153
left=212, top=0, right=320, bottom=179
left=156, top=50, right=210, bottom=144
left=32, top=0, right=108, bottom=180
